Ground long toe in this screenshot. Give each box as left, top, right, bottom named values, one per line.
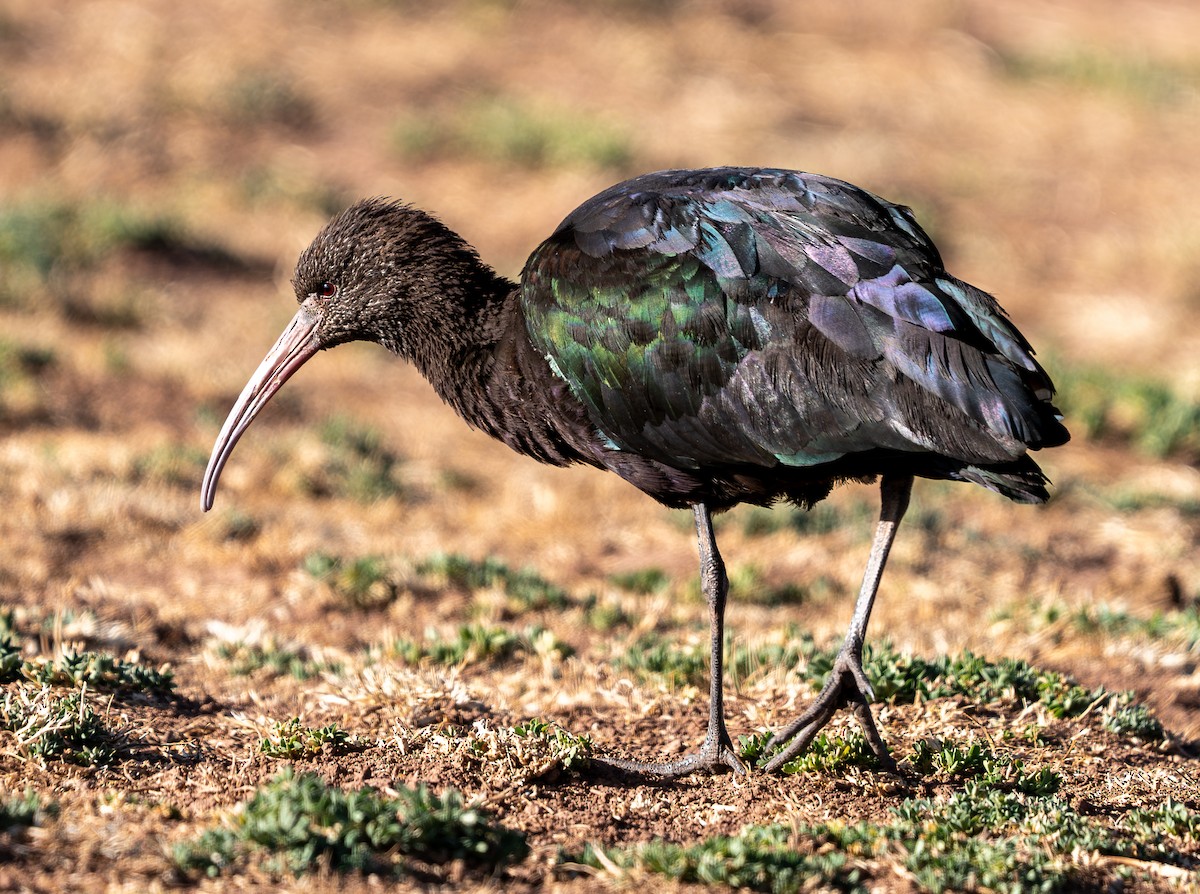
left=596, top=733, right=747, bottom=778
left=761, top=701, right=840, bottom=772
left=761, top=649, right=891, bottom=773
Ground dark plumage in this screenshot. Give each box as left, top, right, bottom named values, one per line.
left=202, top=167, right=1068, bottom=776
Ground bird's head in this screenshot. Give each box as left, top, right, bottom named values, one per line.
left=200, top=198, right=488, bottom=511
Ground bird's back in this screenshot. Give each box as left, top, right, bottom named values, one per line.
left=520, top=168, right=1068, bottom=507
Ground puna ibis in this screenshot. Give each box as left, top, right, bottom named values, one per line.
left=202, top=167, right=1068, bottom=776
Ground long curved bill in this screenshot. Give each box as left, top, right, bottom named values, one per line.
left=201, top=308, right=321, bottom=511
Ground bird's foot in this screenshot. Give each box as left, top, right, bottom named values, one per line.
left=595, top=725, right=746, bottom=778
left=760, top=648, right=895, bottom=774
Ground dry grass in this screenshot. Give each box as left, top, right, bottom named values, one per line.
left=1, top=0, right=1199, bottom=891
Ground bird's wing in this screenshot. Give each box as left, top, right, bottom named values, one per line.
left=521, top=168, right=1063, bottom=471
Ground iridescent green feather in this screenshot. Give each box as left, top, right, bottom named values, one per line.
left=527, top=247, right=756, bottom=450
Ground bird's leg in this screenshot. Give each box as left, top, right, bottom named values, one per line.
left=762, top=474, right=913, bottom=773
left=597, top=503, right=746, bottom=777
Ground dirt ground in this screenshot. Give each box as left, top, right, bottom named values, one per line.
left=1, top=0, right=1199, bottom=891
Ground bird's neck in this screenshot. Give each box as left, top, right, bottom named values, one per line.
left=389, top=264, right=591, bottom=468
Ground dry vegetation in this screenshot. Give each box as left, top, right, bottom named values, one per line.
left=1, top=0, right=1199, bottom=891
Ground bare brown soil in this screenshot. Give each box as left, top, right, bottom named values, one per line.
left=1, top=1, right=1198, bottom=891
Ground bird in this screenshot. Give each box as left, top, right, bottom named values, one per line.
left=201, top=167, right=1068, bottom=776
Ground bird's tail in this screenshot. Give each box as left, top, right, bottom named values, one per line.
left=952, top=456, right=1052, bottom=504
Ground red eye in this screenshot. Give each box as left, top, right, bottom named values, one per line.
left=317, top=282, right=338, bottom=298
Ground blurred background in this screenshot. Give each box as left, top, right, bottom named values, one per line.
left=1, top=0, right=1198, bottom=786
left=2, top=1, right=1200, bottom=885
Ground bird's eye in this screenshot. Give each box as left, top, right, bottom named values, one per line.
left=316, top=282, right=338, bottom=299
